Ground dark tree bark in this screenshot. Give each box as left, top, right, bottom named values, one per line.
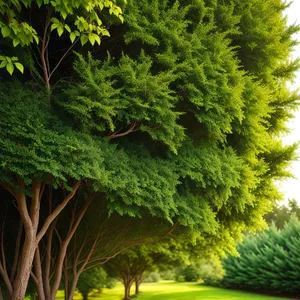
left=135, top=274, right=143, bottom=295
left=81, top=291, right=89, bottom=300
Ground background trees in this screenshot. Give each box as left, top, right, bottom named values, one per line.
left=264, top=199, right=300, bottom=228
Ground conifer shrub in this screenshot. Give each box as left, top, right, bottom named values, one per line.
left=221, top=218, right=300, bottom=296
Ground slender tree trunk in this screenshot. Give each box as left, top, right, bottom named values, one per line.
left=33, top=249, right=46, bottom=300
left=81, top=291, right=88, bottom=300
left=11, top=229, right=36, bottom=300
left=11, top=183, right=41, bottom=300
left=63, top=259, right=69, bottom=300
left=134, top=273, right=143, bottom=295
left=123, top=278, right=134, bottom=300
left=135, top=281, right=139, bottom=295
left=66, top=274, right=79, bottom=300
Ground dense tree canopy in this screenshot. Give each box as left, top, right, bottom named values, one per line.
left=0, top=0, right=299, bottom=298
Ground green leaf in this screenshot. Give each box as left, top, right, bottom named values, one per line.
left=83, top=22, right=89, bottom=30
left=51, top=23, right=59, bottom=31
left=33, top=35, right=39, bottom=44
left=80, top=34, right=88, bottom=45
left=0, top=61, right=7, bottom=68
left=89, top=34, right=95, bottom=46
left=70, top=32, right=76, bottom=43
left=51, top=17, right=60, bottom=24
left=1, top=26, right=11, bottom=38
left=119, top=15, right=124, bottom=23
left=61, top=10, right=67, bottom=20
left=94, top=35, right=101, bottom=45
left=13, top=39, right=20, bottom=47
left=65, top=24, right=71, bottom=33
left=36, top=0, right=43, bottom=8
left=57, top=25, right=64, bottom=37
left=6, top=62, right=14, bottom=75
left=15, top=62, right=24, bottom=73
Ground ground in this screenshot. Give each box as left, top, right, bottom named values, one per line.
left=55, top=281, right=292, bottom=300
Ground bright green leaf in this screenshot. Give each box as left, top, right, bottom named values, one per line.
left=94, top=35, right=101, bottom=45
left=80, top=34, right=88, bottom=45
left=70, top=32, right=76, bottom=43
left=57, top=26, right=64, bottom=37
left=1, top=26, right=11, bottom=38
left=13, top=39, right=20, bottom=47
left=6, top=62, right=14, bottom=75
left=15, top=62, right=24, bottom=73
left=89, top=34, right=95, bottom=46
left=0, top=61, right=7, bottom=68
left=65, top=24, right=71, bottom=33
left=51, top=23, right=59, bottom=31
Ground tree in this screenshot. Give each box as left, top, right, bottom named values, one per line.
left=77, top=267, right=107, bottom=300
left=265, top=199, right=300, bottom=228
left=1, top=0, right=299, bottom=298
left=104, top=239, right=188, bottom=300
left=221, top=218, right=300, bottom=297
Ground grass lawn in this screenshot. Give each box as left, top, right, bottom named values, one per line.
left=55, top=281, right=292, bottom=300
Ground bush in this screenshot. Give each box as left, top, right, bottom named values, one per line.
left=176, top=275, right=185, bottom=282
left=221, top=218, right=300, bottom=296
left=144, top=272, right=161, bottom=283
left=77, top=267, right=108, bottom=300
left=198, top=258, right=224, bottom=286
left=160, top=269, right=176, bottom=280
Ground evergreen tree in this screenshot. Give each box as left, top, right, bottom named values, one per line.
left=221, top=218, right=300, bottom=296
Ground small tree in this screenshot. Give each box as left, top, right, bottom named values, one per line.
left=77, top=267, right=107, bottom=300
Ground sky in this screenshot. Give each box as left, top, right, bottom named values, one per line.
left=277, top=0, right=300, bottom=205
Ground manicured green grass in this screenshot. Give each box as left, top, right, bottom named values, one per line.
left=55, top=281, right=292, bottom=300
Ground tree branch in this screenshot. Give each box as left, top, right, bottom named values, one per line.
left=36, top=180, right=81, bottom=243
left=107, top=122, right=139, bottom=140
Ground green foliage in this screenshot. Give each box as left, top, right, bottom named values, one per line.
left=59, top=52, right=184, bottom=152
left=51, top=0, right=300, bottom=239
left=1, top=2, right=299, bottom=297
left=197, top=257, right=224, bottom=286
left=264, top=199, right=300, bottom=229
left=0, top=81, right=109, bottom=185
left=0, top=55, right=23, bottom=74
left=231, top=0, right=299, bottom=81
left=221, top=218, right=300, bottom=296
left=181, top=265, right=200, bottom=282
left=77, top=266, right=108, bottom=299
left=143, top=272, right=161, bottom=283
left=0, top=0, right=125, bottom=74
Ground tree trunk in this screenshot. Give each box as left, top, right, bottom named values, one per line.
left=123, top=278, right=134, bottom=300
left=81, top=291, right=89, bottom=300
left=11, top=183, right=42, bottom=300
left=11, top=228, right=36, bottom=300
left=135, top=274, right=143, bottom=295
left=135, top=281, right=139, bottom=295
left=66, top=274, right=79, bottom=300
